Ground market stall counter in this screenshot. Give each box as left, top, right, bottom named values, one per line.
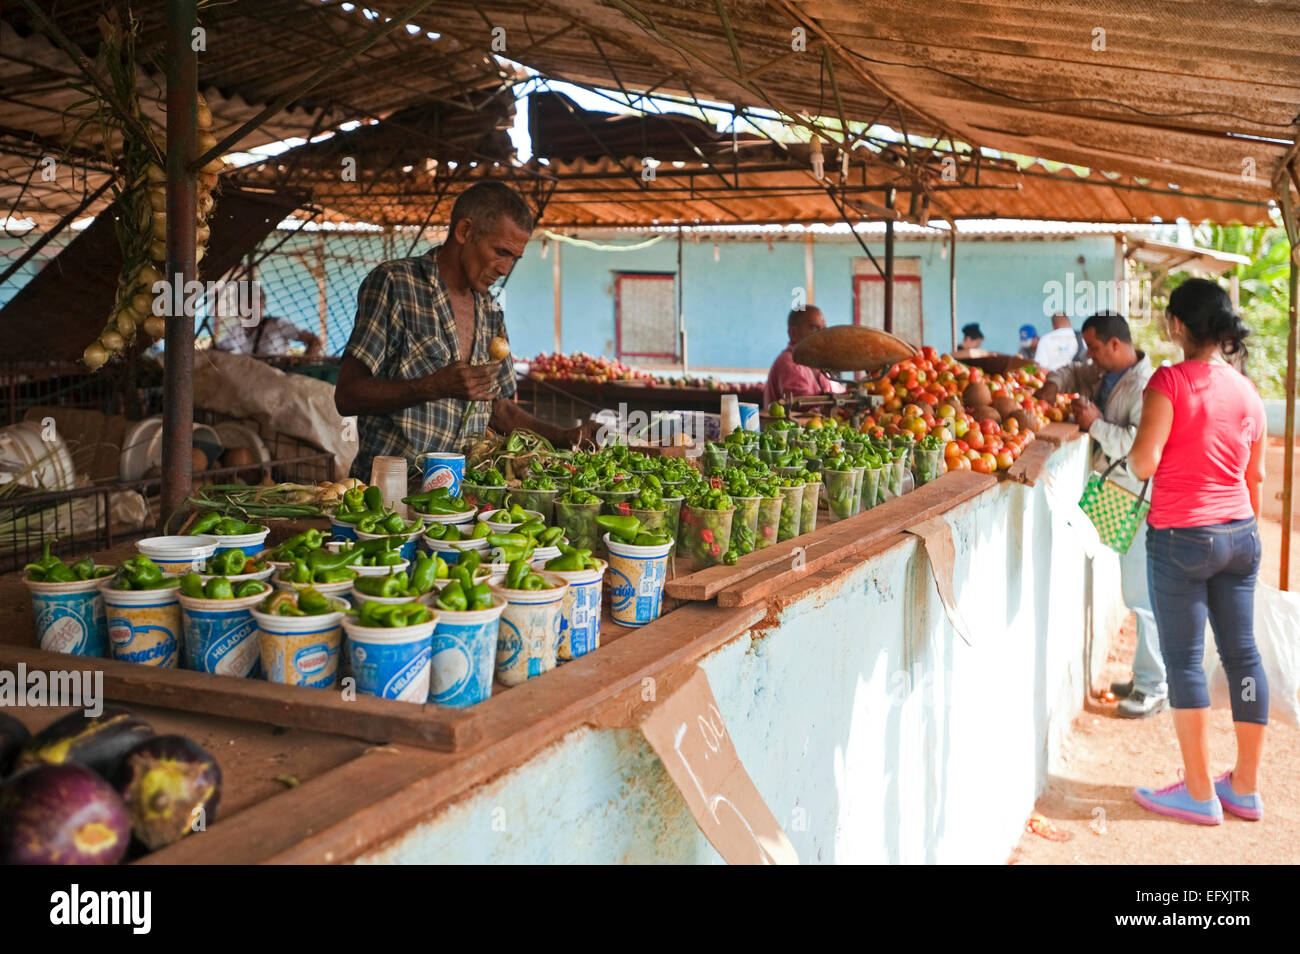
left=0, top=422, right=1125, bottom=863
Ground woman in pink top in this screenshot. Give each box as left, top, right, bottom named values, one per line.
left=1128, top=279, right=1267, bottom=826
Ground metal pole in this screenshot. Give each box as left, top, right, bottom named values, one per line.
left=804, top=232, right=815, bottom=304
left=1280, top=178, right=1298, bottom=590
left=949, top=225, right=958, bottom=353
left=883, top=188, right=895, bottom=334
left=161, top=0, right=198, bottom=531
left=678, top=226, right=687, bottom=373
left=552, top=238, right=563, bottom=353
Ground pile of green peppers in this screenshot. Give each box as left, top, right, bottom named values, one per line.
left=262, top=587, right=334, bottom=617
left=355, top=600, right=433, bottom=628
left=280, top=546, right=360, bottom=585
left=519, top=473, right=556, bottom=491
left=423, top=519, right=490, bottom=542
left=544, top=544, right=600, bottom=572
left=684, top=485, right=734, bottom=512
left=403, top=486, right=473, bottom=516
left=107, top=555, right=178, bottom=590
left=500, top=557, right=555, bottom=592
left=353, top=553, right=446, bottom=598
left=204, top=547, right=264, bottom=576
left=24, top=540, right=113, bottom=583
left=335, top=484, right=384, bottom=517
left=272, top=529, right=325, bottom=562
left=188, top=512, right=261, bottom=536
left=179, top=573, right=267, bottom=599
left=558, top=487, right=599, bottom=505
left=355, top=509, right=420, bottom=536
left=597, top=514, right=672, bottom=547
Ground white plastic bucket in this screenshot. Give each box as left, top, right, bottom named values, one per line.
left=100, top=579, right=182, bottom=668
left=427, top=595, right=507, bottom=707
left=136, top=535, right=218, bottom=575
left=534, top=558, right=605, bottom=659
left=489, top=572, right=569, bottom=686
left=208, top=525, right=270, bottom=558
left=603, top=534, right=672, bottom=627
left=25, top=572, right=110, bottom=657
left=250, top=598, right=348, bottom=689
left=177, top=588, right=268, bottom=677
left=342, top=613, right=437, bottom=703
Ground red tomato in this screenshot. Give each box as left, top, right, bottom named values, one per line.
left=971, top=456, right=993, bottom=474
left=980, top=419, right=1000, bottom=435
left=979, top=452, right=998, bottom=472
left=995, top=450, right=1014, bottom=470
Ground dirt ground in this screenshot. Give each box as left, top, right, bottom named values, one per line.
left=1009, top=438, right=1299, bottom=865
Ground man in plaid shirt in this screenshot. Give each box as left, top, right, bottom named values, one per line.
left=337, top=182, right=597, bottom=479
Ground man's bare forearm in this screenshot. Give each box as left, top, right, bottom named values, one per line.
left=490, top=397, right=571, bottom=446
left=335, top=356, right=432, bottom=417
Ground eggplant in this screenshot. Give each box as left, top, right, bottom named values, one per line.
left=0, top=763, right=131, bottom=865
left=0, top=713, right=29, bottom=778
left=17, top=705, right=153, bottom=780
left=113, top=735, right=221, bottom=850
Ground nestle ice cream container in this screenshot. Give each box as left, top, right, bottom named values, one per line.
left=535, top=558, right=605, bottom=660
left=738, top=402, right=760, bottom=432
left=342, top=613, right=437, bottom=703
left=135, top=535, right=217, bottom=575
left=428, top=595, right=506, bottom=708
left=178, top=587, right=268, bottom=677
left=25, top=573, right=109, bottom=657
left=251, top=598, right=347, bottom=689
left=419, top=451, right=465, bottom=496
left=490, top=572, right=569, bottom=686
left=329, top=517, right=358, bottom=542
left=208, top=525, right=270, bottom=558
left=100, top=580, right=182, bottom=668
left=603, top=534, right=672, bottom=627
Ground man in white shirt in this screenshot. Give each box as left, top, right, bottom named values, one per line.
left=1033, top=312, right=1082, bottom=371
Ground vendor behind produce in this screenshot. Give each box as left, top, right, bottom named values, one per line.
left=336, top=182, right=599, bottom=479
left=762, top=306, right=847, bottom=407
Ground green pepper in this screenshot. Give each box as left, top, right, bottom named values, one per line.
left=375, top=547, right=404, bottom=567
left=356, top=513, right=382, bottom=534
left=545, top=550, right=585, bottom=572
left=404, top=491, right=470, bottom=515
left=424, top=523, right=448, bottom=540
left=632, top=531, right=670, bottom=547
left=180, top=572, right=205, bottom=598
left=214, top=516, right=247, bottom=535
left=139, top=577, right=179, bottom=590
left=722, top=548, right=739, bottom=566
left=342, top=487, right=367, bottom=513
left=435, top=580, right=468, bottom=612
left=24, top=539, right=62, bottom=578
left=288, top=557, right=311, bottom=584
left=470, top=521, right=492, bottom=540
left=596, top=515, right=641, bottom=540
left=487, top=532, right=529, bottom=549
left=42, top=562, right=77, bottom=583
left=234, top=580, right=266, bottom=598
left=188, top=511, right=223, bottom=535
left=410, top=553, right=438, bottom=594
left=69, top=556, right=96, bottom=580
left=381, top=512, right=406, bottom=535
left=442, top=523, right=462, bottom=541
left=353, top=574, right=392, bottom=596
left=394, top=604, right=432, bottom=627
left=465, top=583, right=490, bottom=610
left=380, top=572, right=409, bottom=598
left=458, top=549, right=482, bottom=577
left=505, top=558, right=529, bottom=590
left=515, top=518, right=546, bottom=539
left=363, top=485, right=384, bottom=511
left=204, top=577, right=235, bottom=600
left=520, top=573, right=548, bottom=590
left=297, top=587, right=332, bottom=615
left=537, top=526, right=565, bottom=548
left=307, top=547, right=355, bottom=573
left=317, top=566, right=356, bottom=583
left=121, top=554, right=164, bottom=588
left=451, top=565, right=474, bottom=592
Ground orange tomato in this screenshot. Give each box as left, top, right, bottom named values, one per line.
left=971, top=456, right=993, bottom=475
left=995, top=450, right=1014, bottom=470
left=979, top=452, right=998, bottom=472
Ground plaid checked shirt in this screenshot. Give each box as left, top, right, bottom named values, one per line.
left=345, top=247, right=516, bottom=480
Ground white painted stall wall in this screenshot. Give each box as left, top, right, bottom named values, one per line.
left=358, top=438, right=1125, bottom=864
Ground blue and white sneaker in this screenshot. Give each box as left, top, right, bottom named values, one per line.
left=1133, top=778, right=1223, bottom=826
left=1214, top=771, right=1263, bottom=821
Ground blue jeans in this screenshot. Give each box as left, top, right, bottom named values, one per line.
left=1146, top=517, right=1267, bottom=724
left=1118, top=525, right=1166, bottom=697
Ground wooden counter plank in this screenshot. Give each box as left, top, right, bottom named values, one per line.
left=1037, top=421, right=1084, bottom=444
left=143, top=601, right=767, bottom=864
left=0, top=646, right=480, bottom=752
left=1006, top=439, right=1057, bottom=486
left=715, top=471, right=996, bottom=607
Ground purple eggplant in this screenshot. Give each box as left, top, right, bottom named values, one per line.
left=0, top=762, right=131, bottom=865
left=17, top=705, right=153, bottom=780
left=113, top=735, right=221, bottom=850
left=0, top=713, right=29, bottom=778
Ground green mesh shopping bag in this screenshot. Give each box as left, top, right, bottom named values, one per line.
left=1078, top=459, right=1150, bottom=554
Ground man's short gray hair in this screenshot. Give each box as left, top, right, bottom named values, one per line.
left=449, top=181, right=534, bottom=237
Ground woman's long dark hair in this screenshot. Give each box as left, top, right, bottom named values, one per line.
left=1167, top=277, right=1250, bottom=358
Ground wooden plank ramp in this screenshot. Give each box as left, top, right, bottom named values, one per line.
left=0, top=646, right=481, bottom=752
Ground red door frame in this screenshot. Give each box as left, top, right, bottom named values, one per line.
left=614, top=272, right=679, bottom=361
left=852, top=273, right=923, bottom=340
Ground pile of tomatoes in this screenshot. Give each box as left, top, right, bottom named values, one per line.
left=850, top=346, right=1067, bottom=475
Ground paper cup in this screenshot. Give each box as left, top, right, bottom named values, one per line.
left=822, top=469, right=856, bottom=522
left=508, top=488, right=558, bottom=524
left=800, top=480, right=821, bottom=534
left=678, top=506, right=735, bottom=566
left=861, top=467, right=883, bottom=511
left=490, top=572, right=569, bottom=686
left=100, top=580, right=182, bottom=668
left=251, top=598, right=347, bottom=689
left=178, top=588, right=268, bottom=677
left=777, top=485, right=804, bottom=541
left=662, top=496, right=684, bottom=542
left=535, top=558, right=606, bottom=659
left=208, top=525, right=270, bottom=558
left=25, top=573, right=110, bottom=657
left=603, top=534, right=671, bottom=627
left=733, top=496, right=761, bottom=537
left=428, top=595, right=507, bottom=708
left=460, top=481, right=507, bottom=510
left=136, top=535, right=217, bottom=575
left=342, top=612, right=437, bottom=703
left=329, top=518, right=358, bottom=542
left=629, top=507, right=668, bottom=534
left=849, top=467, right=865, bottom=516
left=595, top=489, right=638, bottom=517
